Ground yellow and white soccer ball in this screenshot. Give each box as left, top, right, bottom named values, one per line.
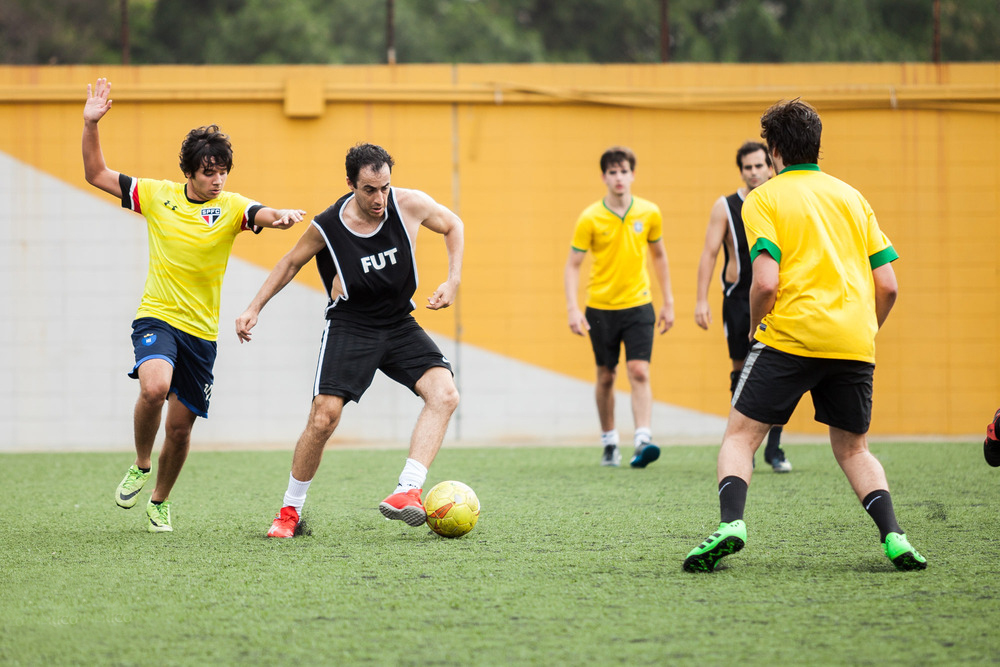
left=424, top=480, right=480, bottom=538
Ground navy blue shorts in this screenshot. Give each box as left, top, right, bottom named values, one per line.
left=584, top=304, right=655, bottom=369
left=315, top=315, right=453, bottom=403
left=733, top=341, right=875, bottom=434
left=129, top=317, right=217, bottom=418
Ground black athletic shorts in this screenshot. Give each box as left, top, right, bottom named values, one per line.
left=722, top=289, right=751, bottom=362
left=128, top=317, right=216, bottom=418
left=584, top=303, right=655, bottom=369
left=314, top=315, right=453, bottom=403
left=732, top=341, right=875, bottom=434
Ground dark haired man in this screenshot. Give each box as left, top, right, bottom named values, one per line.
left=564, top=146, right=674, bottom=468
left=695, top=141, right=790, bottom=473
left=236, top=143, right=464, bottom=538
left=683, top=99, right=925, bottom=572
left=82, top=78, right=305, bottom=532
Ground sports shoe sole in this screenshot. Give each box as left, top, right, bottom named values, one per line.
left=379, top=502, right=427, bottom=527
left=630, top=444, right=660, bottom=468
left=683, top=535, right=745, bottom=572
left=890, top=552, right=927, bottom=571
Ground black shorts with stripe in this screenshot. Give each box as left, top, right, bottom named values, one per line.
left=733, top=342, right=875, bottom=434
left=314, top=315, right=452, bottom=403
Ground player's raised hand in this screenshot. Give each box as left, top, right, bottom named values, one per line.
left=84, top=78, right=113, bottom=123
left=275, top=209, right=307, bottom=227
left=235, top=309, right=259, bottom=343
left=426, top=279, right=458, bottom=310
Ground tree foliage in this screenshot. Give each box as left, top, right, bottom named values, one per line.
left=1, top=0, right=997, bottom=65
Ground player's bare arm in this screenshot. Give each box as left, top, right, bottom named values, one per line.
left=650, top=239, right=675, bottom=334
left=564, top=249, right=589, bottom=336
left=82, top=78, right=122, bottom=198
left=872, top=262, right=898, bottom=329
left=253, top=207, right=307, bottom=229
left=748, top=250, right=779, bottom=338
left=695, top=197, right=730, bottom=330
left=395, top=188, right=464, bottom=310
left=236, top=224, right=326, bottom=342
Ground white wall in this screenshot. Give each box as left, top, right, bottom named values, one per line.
left=0, top=153, right=727, bottom=452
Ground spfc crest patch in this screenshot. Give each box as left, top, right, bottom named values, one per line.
left=200, top=207, right=222, bottom=227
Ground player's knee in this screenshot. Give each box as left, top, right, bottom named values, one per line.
left=164, top=419, right=193, bottom=445
left=430, top=383, right=460, bottom=414
left=137, top=381, right=170, bottom=406
left=626, top=361, right=650, bottom=384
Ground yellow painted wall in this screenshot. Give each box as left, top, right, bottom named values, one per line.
left=2, top=63, right=998, bottom=435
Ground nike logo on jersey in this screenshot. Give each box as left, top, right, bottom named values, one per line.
left=361, top=248, right=399, bottom=273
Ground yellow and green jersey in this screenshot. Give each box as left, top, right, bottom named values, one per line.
left=121, top=176, right=260, bottom=341
left=742, top=164, right=898, bottom=363
left=570, top=195, right=663, bottom=310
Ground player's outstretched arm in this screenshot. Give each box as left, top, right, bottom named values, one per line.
left=236, top=225, right=325, bottom=342
left=695, top=197, right=728, bottom=330
left=253, top=207, right=307, bottom=229
left=82, top=78, right=122, bottom=198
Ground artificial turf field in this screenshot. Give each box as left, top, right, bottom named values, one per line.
left=1, top=441, right=997, bottom=665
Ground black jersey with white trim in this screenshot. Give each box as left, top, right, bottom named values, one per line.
left=312, top=188, right=418, bottom=324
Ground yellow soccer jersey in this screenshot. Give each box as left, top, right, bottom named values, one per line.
left=742, top=164, right=898, bottom=363
left=570, top=196, right=663, bottom=310
left=121, top=176, right=260, bottom=340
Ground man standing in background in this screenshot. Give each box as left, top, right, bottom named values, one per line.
left=564, top=146, right=675, bottom=468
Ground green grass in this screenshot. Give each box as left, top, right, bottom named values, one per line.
left=1, top=442, right=997, bottom=665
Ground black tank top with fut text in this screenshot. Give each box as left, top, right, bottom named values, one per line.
left=312, top=188, right=417, bottom=324
left=722, top=192, right=753, bottom=298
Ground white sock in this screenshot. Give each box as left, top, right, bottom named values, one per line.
left=394, top=458, right=428, bottom=494
left=601, top=430, right=620, bottom=447
left=634, top=428, right=653, bottom=448
left=283, top=474, right=311, bottom=512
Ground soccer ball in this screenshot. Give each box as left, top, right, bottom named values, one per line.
left=424, top=480, right=480, bottom=538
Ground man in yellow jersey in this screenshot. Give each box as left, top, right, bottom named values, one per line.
left=565, top=146, right=675, bottom=468
left=82, top=78, right=305, bottom=533
left=695, top=141, right=791, bottom=473
left=683, top=99, right=926, bottom=572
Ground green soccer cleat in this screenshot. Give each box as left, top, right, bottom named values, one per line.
left=146, top=500, right=173, bottom=533
left=115, top=465, right=151, bottom=509
left=683, top=520, right=747, bottom=572
left=882, top=532, right=926, bottom=571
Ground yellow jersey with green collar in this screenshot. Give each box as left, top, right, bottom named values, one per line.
left=570, top=195, right=663, bottom=310
left=120, top=176, right=260, bottom=341
left=742, top=164, right=898, bottom=363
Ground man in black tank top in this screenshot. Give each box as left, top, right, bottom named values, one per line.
left=236, top=143, right=465, bottom=537
left=695, top=141, right=791, bottom=473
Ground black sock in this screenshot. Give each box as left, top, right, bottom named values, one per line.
left=862, top=490, right=902, bottom=542
left=139, top=466, right=151, bottom=473
left=767, top=426, right=783, bottom=448
left=729, top=370, right=740, bottom=396
left=151, top=499, right=163, bottom=506
left=718, top=476, right=748, bottom=524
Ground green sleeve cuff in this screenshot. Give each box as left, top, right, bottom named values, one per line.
left=869, top=246, right=899, bottom=269
left=570, top=245, right=587, bottom=253
left=749, top=238, right=781, bottom=263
